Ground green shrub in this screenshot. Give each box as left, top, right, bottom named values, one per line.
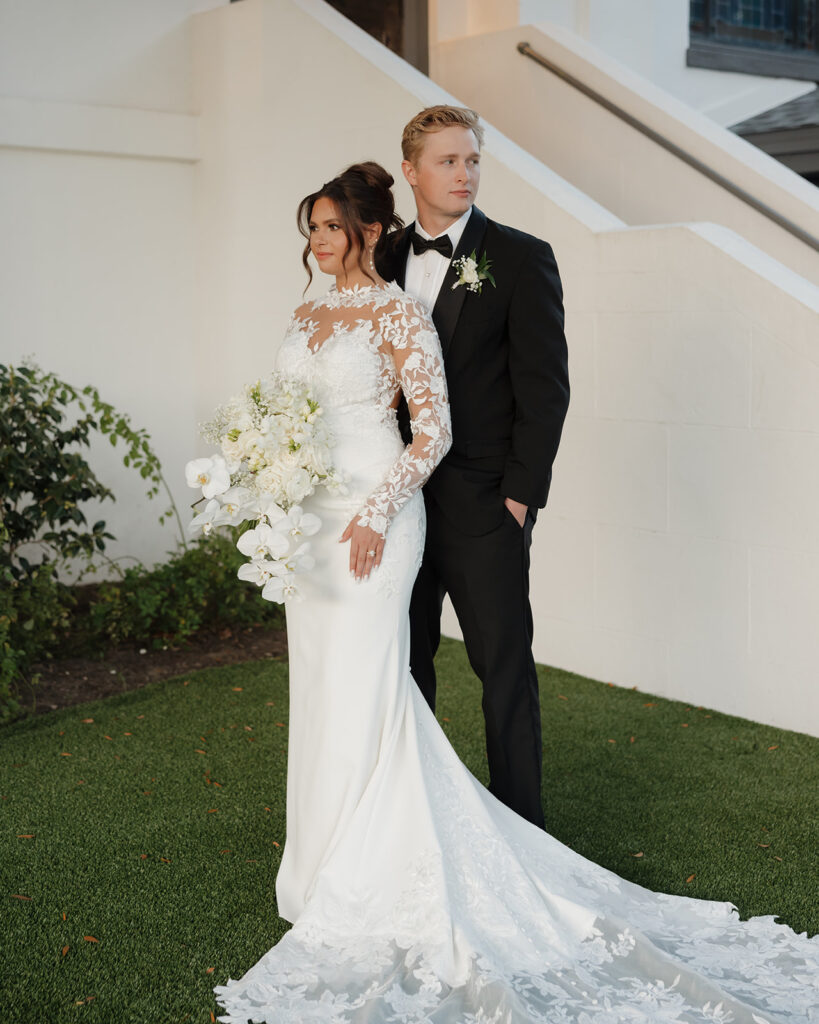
left=0, top=363, right=283, bottom=724
left=80, top=532, right=283, bottom=650
left=0, top=563, right=73, bottom=722
left=0, top=611, right=26, bottom=725
left=3, top=562, right=73, bottom=660
left=0, top=535, right=284, bottom=722
left=0, top=362, right=186, bottom=721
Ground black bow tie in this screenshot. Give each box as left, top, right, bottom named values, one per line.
left=411, top=231, right=453, bottom=259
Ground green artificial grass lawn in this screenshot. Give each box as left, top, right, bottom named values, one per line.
left=1, top=637, right=817, bottom=1024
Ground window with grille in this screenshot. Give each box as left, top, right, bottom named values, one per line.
left=688, top=0, right=819, bottom=77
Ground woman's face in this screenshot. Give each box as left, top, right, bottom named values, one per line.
left=308, top=197, right=356, bottom=278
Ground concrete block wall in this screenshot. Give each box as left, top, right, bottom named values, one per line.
left=534, top=221, right=819, bottom=733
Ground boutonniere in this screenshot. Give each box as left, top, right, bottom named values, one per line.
left=451, top=249, right=496, bottom=295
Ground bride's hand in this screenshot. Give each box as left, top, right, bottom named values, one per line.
left=339, top=518, right=385, bottom=581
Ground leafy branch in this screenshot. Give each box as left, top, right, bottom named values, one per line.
left=0, top=361, right=185, bottom=579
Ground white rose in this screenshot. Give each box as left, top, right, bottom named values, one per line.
left=289, top=422, right=311, bottom=448
left=299, top=442, right=330, bottom=477
left=284, top=466, right=312, bottom=504
left=462, top=263, right=479, bottom=285
left=257, top=463, right=286, bottom=500
left=276, top=388, right=296, bottom=411
left=260, top=414, right=286, bottom=446
left=221, top=435, right=244, bottom=461
left=238, top=428, right=263, bottom=460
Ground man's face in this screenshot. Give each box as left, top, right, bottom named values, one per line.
left=402, top=126, right=481, bottom=228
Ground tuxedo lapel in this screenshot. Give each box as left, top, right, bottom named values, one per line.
left=432, top=206, right=488, bottom=357
left=392, top=223, right=414, bottom=289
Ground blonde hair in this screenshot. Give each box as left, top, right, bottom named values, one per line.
left=401, top=105, right=484, bottom=164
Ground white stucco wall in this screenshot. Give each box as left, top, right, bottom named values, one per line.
left=546, top=221, right=819, bottom=734
left=0, top=0, right=221, bottom=572
left=0, top=0, right=227, bottom=113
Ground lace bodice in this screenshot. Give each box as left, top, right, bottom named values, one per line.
left=276, top=281, right=452, bottom=536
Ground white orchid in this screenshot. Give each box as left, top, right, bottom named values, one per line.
left=237, top=523, right=291, bottom=561
left=188, top=498, right=223, bottom=537
left=237, top=560, right=279, bottom=587
left=261, top=573, right=300, bottom=603
left=218, top=486, right=255, bottom=526
left=248, top=493, right=287, bottom=525
left=185, top=455, right=231, bottom=499
left=281, top=506, right=321, bottom=539
left=282, top=542, right=315, bottom=575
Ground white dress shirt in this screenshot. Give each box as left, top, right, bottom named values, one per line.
left=403, top=207, right=473, bottom=313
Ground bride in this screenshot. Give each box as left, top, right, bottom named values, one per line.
left=214, top=163, right=817, bottom=1023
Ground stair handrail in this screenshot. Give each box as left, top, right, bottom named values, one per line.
left=517, top=41, right=819, bottom=254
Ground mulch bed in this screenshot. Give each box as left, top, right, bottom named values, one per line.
left=24, top=624, right=288, bottom=716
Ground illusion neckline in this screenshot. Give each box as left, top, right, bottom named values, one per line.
left=332, top=281, right=397, bottom=296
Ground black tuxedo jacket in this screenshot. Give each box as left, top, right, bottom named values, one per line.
left=389, top=206, right=570, bottom=536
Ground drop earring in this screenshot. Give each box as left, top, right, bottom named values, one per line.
left=368, top=247, right=375, bottom=273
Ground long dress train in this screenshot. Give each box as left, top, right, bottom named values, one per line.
left=215, top=281, right=818, bottom=1023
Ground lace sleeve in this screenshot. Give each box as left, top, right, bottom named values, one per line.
left=356, top=300, right=452, bottom=537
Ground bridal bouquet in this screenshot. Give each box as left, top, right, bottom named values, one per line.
left=185, top=373, right=343, bottom=602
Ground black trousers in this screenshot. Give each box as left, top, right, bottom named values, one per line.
left=409, top=495, right=545, bottom=829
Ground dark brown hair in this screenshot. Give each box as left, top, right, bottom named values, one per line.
left=297, top=161, right=404, bottom=289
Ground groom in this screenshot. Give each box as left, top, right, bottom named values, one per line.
left=391, top=105, right=569, bottom=829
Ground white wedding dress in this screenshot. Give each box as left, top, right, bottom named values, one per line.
left=215, top=281, right=818, bottom=1023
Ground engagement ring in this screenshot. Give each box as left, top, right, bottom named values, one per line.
left=367, top=550, right=376, bottom=556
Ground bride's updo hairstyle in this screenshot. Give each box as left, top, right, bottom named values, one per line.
left=297, top=161, right=404, bottom=289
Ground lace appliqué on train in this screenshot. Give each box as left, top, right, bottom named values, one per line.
left=216, top=680, right=819, bottom=1023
